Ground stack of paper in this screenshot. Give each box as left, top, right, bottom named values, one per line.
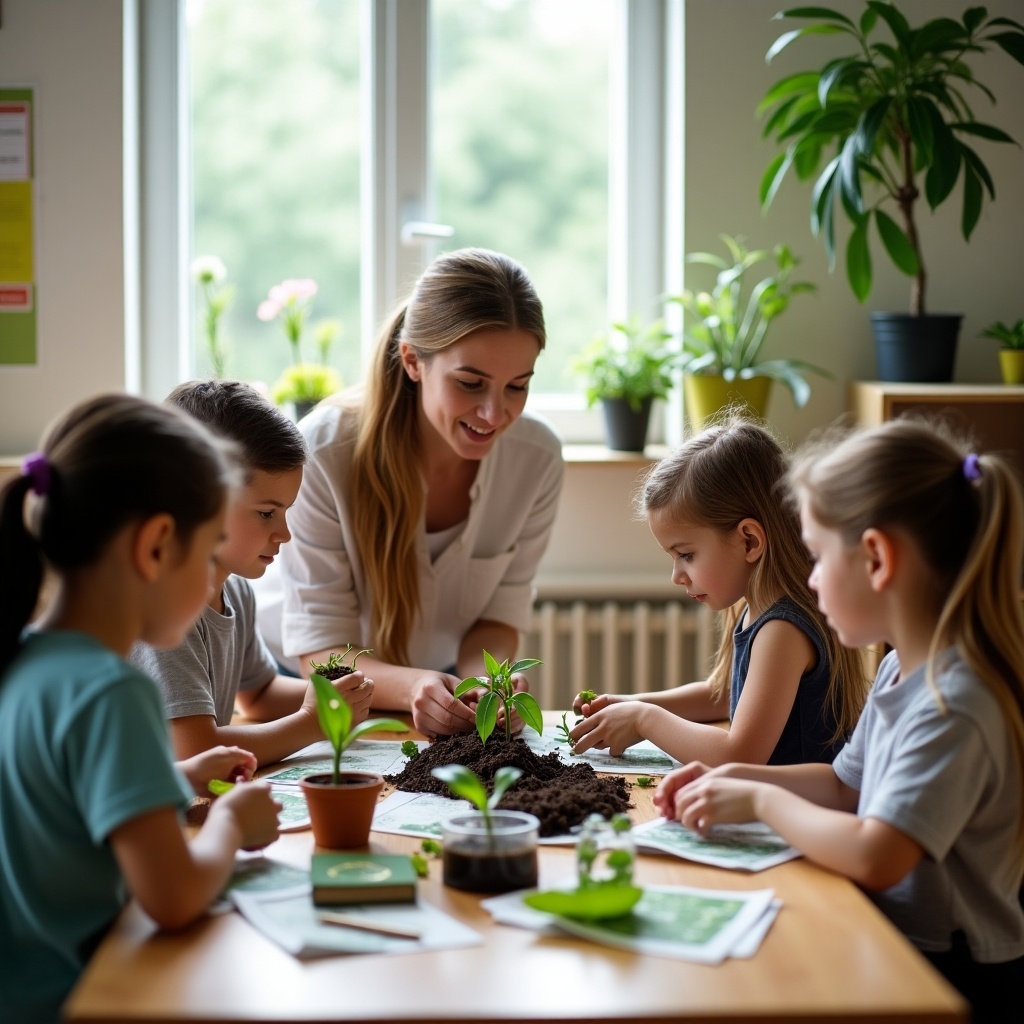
left=484, top=882, right=780, bottom=963
left=631, top=818, right=801, bottom=871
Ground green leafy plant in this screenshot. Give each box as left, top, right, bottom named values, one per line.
left=191, top=255, right=235, bottom=378
left=401, top=739, right=420, bottom=758
left=553, top=711, right=577, bottom=750
left=758, top=3, right=1024, bottom=315
left=571, top=315, right=678, bottom=412
left=670, top=235, right=826, bottom=408
left=981, top=318, right=1024, bottom=350
left=259, top=278, right=344, bottom=408
left=431, top=764, right=523, bottom=841
left=634, top=776, right=654, bottom=789
left=309, top=673, right=407, bottom=785
left=207, top=778, right=235, bottom=795
left=454, top=650, right=543, bottom=744
left=578, top=689, right=597, bottom=704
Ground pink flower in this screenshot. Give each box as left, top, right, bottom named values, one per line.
left=257, top=299, right=280, bottom=321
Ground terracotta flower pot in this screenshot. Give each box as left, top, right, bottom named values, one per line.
left=300, top=771, right=384, bottom=849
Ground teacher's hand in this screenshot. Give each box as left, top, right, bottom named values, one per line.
left=410, top=672, right=479, bottom=738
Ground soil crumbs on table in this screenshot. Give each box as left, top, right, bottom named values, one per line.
left=384, top=732, right=631, bottom=837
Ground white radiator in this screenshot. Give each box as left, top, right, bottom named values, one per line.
left=521, top=598, right=716, bottom=711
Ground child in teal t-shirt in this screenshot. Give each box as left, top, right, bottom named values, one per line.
left=0, top=395, right=281, bottom=1023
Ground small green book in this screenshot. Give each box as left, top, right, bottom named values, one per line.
left=311, top=852, right=418, bottom=906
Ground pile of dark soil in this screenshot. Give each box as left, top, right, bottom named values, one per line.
left=384, top=732, right=631, bottom=837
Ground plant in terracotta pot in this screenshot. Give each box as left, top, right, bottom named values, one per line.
left=670, top=234, right=825, bottom=430
left=758, top=2, right=1024, bottom=382
left=432, top=764, right=540, bottom=893
left=981, top=318, right=1024, bottom=384
left=571, top=315, right=678, bottom=452
left=300, top=661, right=408, bottom=849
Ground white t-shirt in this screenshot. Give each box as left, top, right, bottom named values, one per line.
left=833, top=648, right=1024, bottom=962
left=260, top=402, right=564, bottom=672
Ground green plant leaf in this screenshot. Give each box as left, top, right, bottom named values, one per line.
left=524, top=885, right=644, bottom=921
left=961, top=156, right=983, bottom=240
left=347, top=718, right=408, bottom=743
left=874, top=210, right=919, bottom=275
left=510, top=692, right=544, bottom=736
left=508, top=658, right=542, bottom=676
left=207, top=779, right=234, bottom=795
left=476, top=691, right=499, bottom=745
left=489, top=766, right=523, bottom=808
left=846, top=221, right=872, bottom=302
left=482, top=649, right=502, bottom=679
left=310, top=671, right=351, bottom=752
left=431, top=764, right=488, bottom=812
left=453, top=675, right=484, bottom=699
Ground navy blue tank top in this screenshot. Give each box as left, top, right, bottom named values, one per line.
left=729, top=597, right=842, bottom=765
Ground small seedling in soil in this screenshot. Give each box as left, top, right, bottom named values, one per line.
left=401, top=739, right=420, bottom=758
left=553, top=711, right=579, bottom=751
left=634, top=776, right=654, bottom=788
left=454, top=650, right=543, bottom=744
left=309, top=644, right=372, bottom=680
left=431, top=763, right=522, bottom=841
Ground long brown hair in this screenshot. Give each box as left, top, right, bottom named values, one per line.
left=345, top=248, right=545, bottom=664
left=637, top=416, right=866, bottom=743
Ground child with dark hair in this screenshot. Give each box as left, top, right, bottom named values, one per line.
left=0, top=394, right=280, bottom=1023
left=130, top=380, right=372, bottom=766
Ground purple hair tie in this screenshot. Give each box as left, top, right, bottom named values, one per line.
left=22, top=451, right=52, bottom=496
left=962, top=453, right=982, bottom=482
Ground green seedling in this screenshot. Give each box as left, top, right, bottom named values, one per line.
left=400, top=739, right=420, bottom=758
left=635, top=776, right=654, bottom=789
left=578, top=689, right=597, bottom=705
left=207, top=778, right=234, bottom=796
left=309, top=644, right=372, bottom=680
left=310, top=672, right=407, bottom=785
left=431, top=763, right=523, bottom=842
left=453, top=650, right=543, bottom=744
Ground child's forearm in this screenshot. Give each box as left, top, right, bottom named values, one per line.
left=172, top=712, right=322, bottom=768
left=635, top=705, right=742, bottom=765
left=235, top=674, right=308, bottom=721
left=633, top=681, right=726, bottom=721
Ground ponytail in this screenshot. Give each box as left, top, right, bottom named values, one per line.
left=0, top=474, right=46, bottom=675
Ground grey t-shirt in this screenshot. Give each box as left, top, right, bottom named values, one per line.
left=129, top=575, right=278, bottom=725
left=833, top=648, right=1024, bottom=962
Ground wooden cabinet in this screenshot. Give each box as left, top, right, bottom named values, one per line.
left=848, top=381, right=1024, bottom=474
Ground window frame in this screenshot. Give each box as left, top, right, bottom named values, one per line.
left=131, top=0, right=683, bottom=445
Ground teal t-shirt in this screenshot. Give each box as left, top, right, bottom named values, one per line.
left=0, top=631, right=192, bottom=1023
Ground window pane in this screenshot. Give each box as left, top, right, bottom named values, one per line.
left=188, top=0, right=361, bottom=394
left=431, top=0, right=611, bottom=394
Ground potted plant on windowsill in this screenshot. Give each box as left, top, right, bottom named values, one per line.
left=758, top=3, right=1024, bottom=383
left=571, top=315, right=678, bottom=452
left=981, top=318, right=1024, bottom=384
left=670, top=234, right=826, bottom=430
left=259, top=278, right=344, bottom=420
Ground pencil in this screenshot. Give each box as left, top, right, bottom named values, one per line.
left=316, top=911, right=422, bottom=940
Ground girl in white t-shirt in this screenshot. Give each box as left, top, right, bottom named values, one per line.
left=656, top=417, right=1024, bottom=1023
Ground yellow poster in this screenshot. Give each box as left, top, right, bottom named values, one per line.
left=0, top=87, right=36, bottom=365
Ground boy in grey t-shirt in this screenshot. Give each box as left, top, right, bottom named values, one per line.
left=130, top=381, right=373, bottom=766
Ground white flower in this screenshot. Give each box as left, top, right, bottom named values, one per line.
left=191, top=254, right=227, bottom=285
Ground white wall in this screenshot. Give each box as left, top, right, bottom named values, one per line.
left=1, top=0, right=1023, bottom=589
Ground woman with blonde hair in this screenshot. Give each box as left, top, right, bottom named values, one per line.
left=272, top=248, right=564, bottom=735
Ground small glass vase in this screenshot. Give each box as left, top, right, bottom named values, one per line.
left=576, top=812, right=636, bottom=887
left=441, top=810, right=539, bottom=893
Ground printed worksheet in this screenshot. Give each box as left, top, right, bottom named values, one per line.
left=631, top=818, right=801, bottom=871
left=525, top=726, right=682, bottom=775
left=261, top=738, right=424, bottom=785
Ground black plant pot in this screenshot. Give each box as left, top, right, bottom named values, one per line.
left=870, top=313, right=962, bottom=383
left=600, top=397, right=653, bottom=452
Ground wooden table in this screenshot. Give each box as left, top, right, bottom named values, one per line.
left=64, top=718, right=968, bottom=1024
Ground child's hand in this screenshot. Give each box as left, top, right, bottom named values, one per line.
left=178, top=745, right=257, bottom=797
left=670, top=772, right=761, bottom=836
left=330, top=670, right=374, bottom=725
left=653, top=762, right=712, bottom=818
left=572, top=691, right=626, bottom=716
left=569, top=702, right=647, bottom=756
left=213, top=780, right=281, bottom=851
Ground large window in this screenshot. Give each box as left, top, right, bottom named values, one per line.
left=147, top=0, right=676, bottom=438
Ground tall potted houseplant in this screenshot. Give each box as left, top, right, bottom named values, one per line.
left=671, top=234, right=826, bottom=429
left=758, top=2, right=1024, bottom=381
left=572, top=316, right=678, bottom=452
